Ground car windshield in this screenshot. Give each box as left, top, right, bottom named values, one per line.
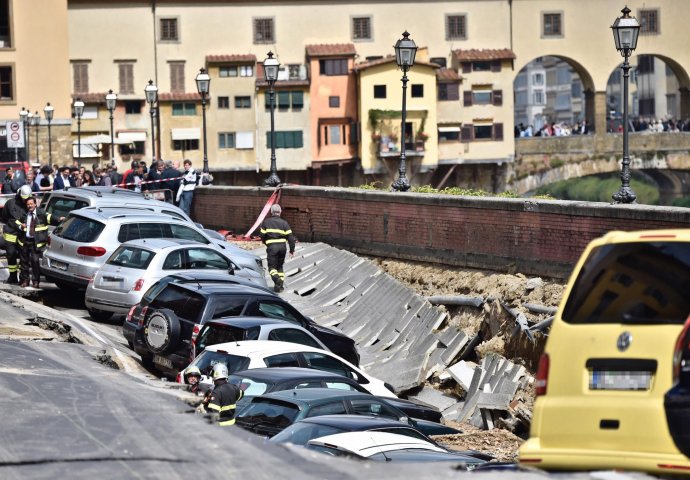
left=197, top=324, right=259, bottom=352
left=236, top=398, right=300, bottom=429
left=227, top=375, right=270, bottom=397
left=107, top=246, right=155, bottom=269
left=270, top=422, right=346, bottom=446
left=53, top=215, right=105, bottom=242
left=562, top=241, right=690, bottom=325
left=191, top=350, right=250, bottom=377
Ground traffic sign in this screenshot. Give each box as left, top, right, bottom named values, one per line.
left=6, top=121, right=24, bottom=148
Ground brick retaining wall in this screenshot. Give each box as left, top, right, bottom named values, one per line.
left=194, top=186, right=690, bottom=280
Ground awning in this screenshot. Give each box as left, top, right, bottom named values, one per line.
left=72, top=144, right=100, bottom=158
left=171, top=128, right=200, bottom=141
left=73, top=134, right=133, bottom=145
left=118, top=131, right=147, bottom=142
left=438, top=126, right=461, bottom=133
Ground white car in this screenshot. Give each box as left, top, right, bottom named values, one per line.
left=188, top=340, right=395, bottom=398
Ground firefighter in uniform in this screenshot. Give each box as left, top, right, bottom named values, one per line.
left=18, top=196, right=62, bottom=289
left=260, top=204, right=295, bottom=293
left=2, top=185, right=32, bottom=284
left=207, top=363, right=243, bottom=426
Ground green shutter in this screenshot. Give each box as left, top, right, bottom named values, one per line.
left=294, top=131, right=303, bottom=148
left=284, top=131, right=294, bottom=148
left=291, top=91, right=304, bottom=108
left=219, top=133, right=226, bottom=149
left=266, top=131, right=273, bottom=148
left=278, top=91, right=290, bottom=108
left=265, top=92, right=272, bottom=109
left=276, top=131, right=285, bottom=148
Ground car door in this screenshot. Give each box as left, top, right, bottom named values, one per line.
left=183, top=247, right=232, bottom=271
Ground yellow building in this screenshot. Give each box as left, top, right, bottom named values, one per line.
left=354, top=55, right=439, bottom=182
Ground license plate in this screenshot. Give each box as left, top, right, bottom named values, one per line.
left=589, top=370, right=652, bottom=390
left=51, top=260, right=68, bottom=271
left=153, top=355, right=173, bottom=368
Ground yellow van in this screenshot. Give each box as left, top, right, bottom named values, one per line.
left=519, top=229, right=690, bottom=475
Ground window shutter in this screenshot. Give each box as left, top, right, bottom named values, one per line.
left=266, top=131, right=272, bottom=148
left=295, top=131, right=303, bottom=148
left=278, top=91, right=290, bottom=108
left=119, top=64, right=134, bottom=94
left=463, top=91, right=472, bottom=107
left=265, top=92, right=272, bottom=109
left=170, top=63, right=185, bottom=93
left=73, top=64, right=88, bottom=93
left=492, top=89, right=503, bottom=106
left=291, top=91, right=304, bottom=108
left=461, top=124, right=473, bottom=142
left=448, top=84, right=460, bottom=101
left=349, top=122, right=359, bottom=144
left=491, top=61, right=501, bottom=72
left=323, top=126, right=328, bottom=146
left=462, top=63, right=471, bottom=74
left=493, top=123, right=504, bottom=140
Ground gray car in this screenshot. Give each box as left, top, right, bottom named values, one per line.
left=84, top=239, right=266, bottom=321
left=41, top=207, right=264, bottom=291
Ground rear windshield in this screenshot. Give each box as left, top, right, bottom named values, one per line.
left=270, top=422, right=345, bottom=446
left=107, top=246, right=156, bottom=270
left=197, top=324, right=259, bottom=352
left=191, top=350, right=250, bottom=377
left=227, top=375, right=270, bottom=397
left=149, top=284, right=205, bottom=323
left=562, top=241, right=690, bottom=325
left=54, top=215, right=105, bottom=243
left=237, top=398, right=300, bottom=428
left=44, top=197, right=89, bottom=219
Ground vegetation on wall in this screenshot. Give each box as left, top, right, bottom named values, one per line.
left=536, top=173, right=660, bottom=204
left=352, top=182, right=553, bottom=199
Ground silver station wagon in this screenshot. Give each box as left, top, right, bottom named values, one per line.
left=85, top=238, right=266, bottom=321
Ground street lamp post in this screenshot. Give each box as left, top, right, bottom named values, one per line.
left=392, top=31, right=417, bottom=192
left=263, top=51, right=281, bottom=187
left=19, top=107, right=29, bottom=161
left=611, top=6, right=640, bottom=204
left=195, top=68, right=211, bottom=174
left=105, top=90, right=117, bottom=166
left=32, top=111, right=40, bottom=163
left=44, top=103, right=53, bottom=164
left=73, top=98, right=85, bottom=164
left=145, top=80, right=158, bottom=162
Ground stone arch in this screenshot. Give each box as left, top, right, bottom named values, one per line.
left=513, top=55, right=597, bottom=134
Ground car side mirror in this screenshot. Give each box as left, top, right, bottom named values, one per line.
left=399, top=416, right=409, bottom=424
left=228, top=262, right=236, bottom=275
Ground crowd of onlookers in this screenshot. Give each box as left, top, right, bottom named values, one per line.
left=625, top=118, right=690, bottom=133
left=1, top=159, right=186, bottom=195
left=515, top=120, right=593, bottom=138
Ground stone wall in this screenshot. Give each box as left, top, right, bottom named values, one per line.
left=194, top=185, right=690, bottom=280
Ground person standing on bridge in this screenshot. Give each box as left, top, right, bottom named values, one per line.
left=1, top=185, right=32, bottom=284
left=260, top=204, right=295, bottom=293
left=207, top=364, right=242, bottom=426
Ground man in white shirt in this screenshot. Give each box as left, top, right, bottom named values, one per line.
left=176, top=159, right=198, bottom=216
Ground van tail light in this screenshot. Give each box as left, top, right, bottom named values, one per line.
left=176, top=371, right=183, bottom=384
left=672, top=316, right=690, bottom=384
left=535, top=353, right=550, bottom=396
left=132, top=279, right=145, bottom=292
left=137, top=306, right=149, bottom=327
left=77, top=246, right=106, bottom=257
left=126, top=305, right=136, bottom=323
left=191, top=323, right=202, bottom=344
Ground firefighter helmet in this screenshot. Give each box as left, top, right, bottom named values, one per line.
left=212, top=363, right=228, bottom=380
left=18, top=184, right=32, bottom=200
left=184, top=366, right=202, bottom=384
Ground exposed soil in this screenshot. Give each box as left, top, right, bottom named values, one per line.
left=433, top=424, right=524, bottom=462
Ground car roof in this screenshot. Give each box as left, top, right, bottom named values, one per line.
left=69, top=207, right=181, bottom=222
left=230, top=367, right=355, bottom=383
left=160, top=272, right=274, bottom=294
left=261, top=388, right=370, bottom=404
left=307, top=431, right=445, bottom=455
left=120, top=238, right=205, bottom=249
left=172, top=282, right=276, bottom=297
left=207, top=317, right=295, bottom=329
left=297, top=414, right=411, bottom=430
left=206, top=340, right=322, bottom=356
left=56, top=186, right=144, bottom=197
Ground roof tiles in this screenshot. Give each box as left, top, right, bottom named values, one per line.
left=305, top=44, right=357, bottom=57
left=453, top=48, right=516, bottom=62
left=206, top=54, right=257, bottom=64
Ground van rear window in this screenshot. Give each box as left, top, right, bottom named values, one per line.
left=562, top=242, right=690, bottom=325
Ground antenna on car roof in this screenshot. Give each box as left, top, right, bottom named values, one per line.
left=371, top=434, right=391, bottom=462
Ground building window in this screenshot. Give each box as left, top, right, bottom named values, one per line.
left=118, top=63, right=134, bottom=94
left=438, top=127, right=460, bottom=142
left=0, top=65, right=12, bottom=100
left=639, top=9, right=659, bottom=34
left=277, top=91, right=290, bottom=109
left=461, top=123, right=503, bottom=142
left=319, top=59, right=348, bottom=76
left=124, top=101, right=141, bottom=114
left=637, top=55, right=655, bottom=74
left=411, top=84, right=424, bottom=98
left=218, top=96, right=230, bottom=109
left=72, top=62, right=89, bottom=93
left=160, top=18, right=179, bottom=41
left=254, top=17, right=274, bottom=43
left=474, top=125, right=493, bottom=139
left=555, top=92, right=571, bottom=110
left=220, top=66, right=238, bottom=78
left=533, top=73, right=544, bottom=85
left=235, top=96, right=251, bottom=108
left=119, top=142, right=145, bottom=156
left=571, top=82, right=582, bottom=98
left=472, top=61, right=492, bottom=72
left=291, top=91, right=304, bottom=109
left=329, top=96, right=340, bottom=108
left=172, top=102, right=196, bottom=116
left=219, top=132, right=235, bottom=149
left=438, top=83, right=459, bottom=101
left=266, top=130, right=303, bottom=149
left=472, top=89, right=492, bottom=104
left=430, top=57, right=447, bottom=68
left=169, top=62, right=185, bottom=93
left=324, top=125, right=343, bottom=145
left=173, top=139, right=199, bottom=151
left=265, top=91, right=302, bottom=110
left=446, top=14, right=467, bottom=40
left=352, top=16, right=372, bottom=41
left=220, top=65, right=253, bottom=78
left=373, top=85, right=386, bottom=99
left=543, top=12, right=563, bottom=37
left=533, top=91, right=544, bottom=105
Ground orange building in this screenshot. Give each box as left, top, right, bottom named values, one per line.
left=306, top=44, right=358, bottom=185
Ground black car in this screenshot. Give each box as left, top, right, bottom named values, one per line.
left=123, top=273, right=359, bottom=375
left=235, top=388, right=458, bottom=438
left=225, top=367, right=445, bottom=425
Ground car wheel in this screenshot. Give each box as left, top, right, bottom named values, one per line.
left=87, top=308, right=114, bottom=322
left=143, top=308, right=181, bottom=355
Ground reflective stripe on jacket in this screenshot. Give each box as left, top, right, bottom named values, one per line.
left=207, top=381, right=243, bottom=426
left=260, top=216, right=295, bottom=253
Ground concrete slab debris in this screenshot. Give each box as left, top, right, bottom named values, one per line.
left=408, top=387, right=457, bottom=412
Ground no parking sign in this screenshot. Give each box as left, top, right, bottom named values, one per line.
left=6, top=121, right=24, bottom=148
